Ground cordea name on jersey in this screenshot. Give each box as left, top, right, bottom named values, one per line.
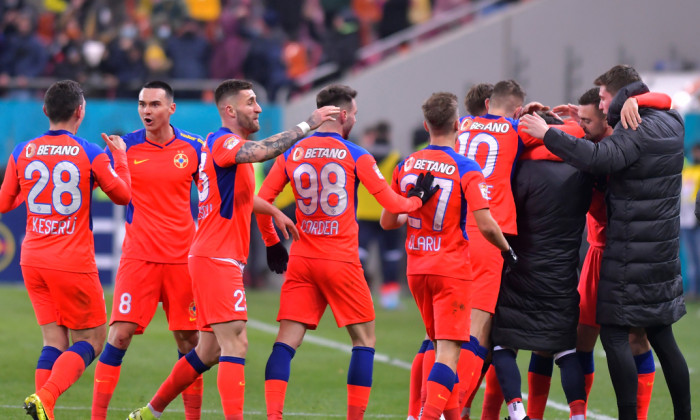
left=412, top=159, right=456, bottom=175
left=300, top=219, right=339, bottom=236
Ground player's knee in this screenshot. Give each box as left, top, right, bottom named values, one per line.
left=107, top=322, right=138, bottom=349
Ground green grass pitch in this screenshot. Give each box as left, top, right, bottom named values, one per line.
left=0, top=284, right=697, bottom=419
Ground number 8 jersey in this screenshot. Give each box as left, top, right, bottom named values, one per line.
left=391, top=145, right=489, bottom=280
left=0, top=130, right=132, bottom=272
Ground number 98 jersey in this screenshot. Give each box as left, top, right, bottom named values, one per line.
left=391, top=145, right=489, bottom=280
left=456, top=114, right=523, bottom=235
left=259, top=132, right=390, bottom=263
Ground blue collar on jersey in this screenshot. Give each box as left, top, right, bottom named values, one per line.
left=46, top=129, right=74, bottom=136
left=312, top=131, right=347, bottom=142
left=424, top=144, right=454, bottom=151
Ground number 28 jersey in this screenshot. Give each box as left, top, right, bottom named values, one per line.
left=0, top=130, right=131, bottom=272
left=391, top=145, right=489, bottom=280
left=456, top=114, right=525, bottom=235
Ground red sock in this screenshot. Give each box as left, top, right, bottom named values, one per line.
left=463, top=371, right=485, bottom=419
left=443, top=382, right=461, bottom=420
left=347, top=384, right=372, bottom=419
left=408, top=349, right=425, bottom=418
left=91, top=362, right=121, bottom=420
left=265, top=379, right=288, bottom=420
left=583, top=372, right=594, bottom=413
left=218, top=359, right=245, bottom=420
left=182, top=374, right=204, bottom=420
left=37, top=351, right=87, bottom=417
left=420, top=347, right=436, bottom=411
left=423, top=381, right=453, bottom=420
left=480, top=365, right=503, bottom=420
left=526, top=372, right=551, bottom=419
left=636, top=371, right=655, bottom=420
left=569, top=399, right=586, bottom=419
left=150, top=356, right=201, bottom=413
left=35, top=369, right=51, bottom=393
left=457, top=349, right=485, bottom=411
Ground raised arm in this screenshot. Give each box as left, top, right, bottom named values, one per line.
left=235, top=106, right=340, bottom=163
left=94, top=134, right=131, bottom=205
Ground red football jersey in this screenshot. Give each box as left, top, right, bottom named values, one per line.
left=391, top=145, right=489, bottom=280
left=257, top=132, right=420, bottom=263
left=0, top=130, right=131, bottom=272
left=455, top=114, right=529, bottom=235
left=587, top=189, right=606, bottom=248
left=107, top=127, right=203, bottom=263
left=189, top=128, right=255, bottom=262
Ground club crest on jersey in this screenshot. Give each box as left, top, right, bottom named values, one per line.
left=188, top=301, right=197, bottom=322
left=404, top=156, right=415, bottom=171
left=292, top=147, right=305, bottom=162
left=224, top=136, right=240, bottom=150
left=174, top=152, right=189, bottom=168
left=25, top=143, right=36, bottom=158
left=460, top=118, right=473, bottom=131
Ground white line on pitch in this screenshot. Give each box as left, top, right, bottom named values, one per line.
left=247, top=318, right=616, bottom=420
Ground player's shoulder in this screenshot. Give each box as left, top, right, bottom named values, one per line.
left=425, top=145, right=482, bottom=176
left=68, top=134, right=107, bottom=160
left=122, top=129, right=147, bottom=147
left=173, top=126, right=205, bottom=150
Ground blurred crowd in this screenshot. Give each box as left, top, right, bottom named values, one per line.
left=0, top=0, right=519, bottom=102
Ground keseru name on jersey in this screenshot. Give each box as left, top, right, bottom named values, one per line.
left=300, top=219, right=339, bottom=236
left=30, top=216, right=77, bottom=235
left=407, top=234, right=441, bottom=251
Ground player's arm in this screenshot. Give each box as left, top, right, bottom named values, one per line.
left=234, top=106, right=340, bottom=163
left=380, top=210, right=407, bottom=230
left=253, top=195, right=299, bottom=241
left=620, top=92, right=673, bottom=130
left=255, top=155, right=296, bottom=243
left=0, top=157, right=24, bottom=213
left=94, top=133, right=132, bottom=204
left=521, top=113, right=640, bottom=175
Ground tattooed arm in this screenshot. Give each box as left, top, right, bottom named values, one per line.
left=235, top=105, right=340, bottom=163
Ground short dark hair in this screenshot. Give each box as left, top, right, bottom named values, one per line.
left=464, top=83, right=493, bottom=116
left=316, top=84, right=357, bottom=108
left=422, top=92, right=458, bottom=134
left=44, top=80, right=84, bottom=123
left=536, top=111, right=563, bottom=125
left=594, top=65, right=641, bottom=96
left=578, top=87, right=605, bottom=119
left=215, top=79, right=254, bottom=105
left=142, top=80, right=174, bottom=101
left=490, top=80, right=525, bottom=108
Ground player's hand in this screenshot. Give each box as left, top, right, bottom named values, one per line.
left=520, top=101, right=550, bottom=117
left=501, top=246, right=518, bottom=268
left=272, top=210, right=300, bottom=241
left=620, top=97, right=642, bottom=130
left=552, top=103, right=580, bottom=122
left=407, top=172, right=440, bottom=205
left=520, top=113, right=549, bottom=139
left=306, top=106, right=341, bottom=130
left=266, top=241, right=289, bottom=274
left=102, top=133, right=126, bottom=152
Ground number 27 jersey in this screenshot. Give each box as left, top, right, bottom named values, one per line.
left=391, top=145, right=489, bottom=280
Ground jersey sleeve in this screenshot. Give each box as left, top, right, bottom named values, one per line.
left=356, top=154, right=389, bottom=194
left=634, top=92, right=672, bottom=110
left=93, top=149, right=131, bottom=205
left=390, top=165, right=401, bottom=194
left=0, top=156, right=23, bottom=213
left=211, top=135, right=247, bottom=167
left=463, top=170, right=489, bottom=212
left=255, top=155, right=289, bottom=246
left=362, top=156, right=422, bottom=213
left=518, top=124, right=544, bottom=148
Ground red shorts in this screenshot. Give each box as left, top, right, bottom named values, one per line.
left=278, top=256, right=375, bottom=329
left=578, top=246, right=603, bottom=327
left=408, top=274, right=471, bottom=341
left=22, top=265, right=106, bottom=330
left=189, top=256, right=247, bottom=330
left=110, top=259, right=197, bottom=334
left=467, top=228, right=503, bottom=313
